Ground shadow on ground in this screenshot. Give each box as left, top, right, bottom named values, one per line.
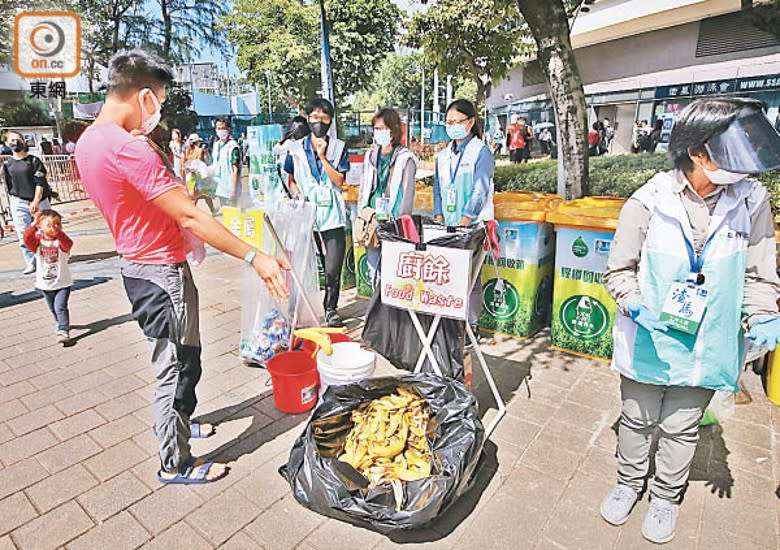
left=0, top=276, right=111, bottom=308
left=70, top=313, right=135, bottom=343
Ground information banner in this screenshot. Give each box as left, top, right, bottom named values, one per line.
left=380, top=241, right=471, bottom=321
left=247, top=124, right=283, bottom=203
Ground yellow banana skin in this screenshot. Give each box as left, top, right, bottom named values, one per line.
left=294, top=327, right=347, bottom=356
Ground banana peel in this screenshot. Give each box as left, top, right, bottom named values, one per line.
left=337, top=388, right=433, bottom=509
left=295, top=327, right=346, bottom=356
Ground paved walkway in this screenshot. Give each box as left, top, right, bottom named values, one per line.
left=0, top=202, right=778, bottom=549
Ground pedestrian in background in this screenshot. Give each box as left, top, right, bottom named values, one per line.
left=169, top=128, right=183, bottom=177
left=23, top=209, right=73, bottom=344
left=433, top=98, right=495, bottom=332
left=601, top=97, right=780, bottom=544
left=357, top=107, right=418, bottom=287
left=212, top=118, right=241, bottom=206
left=2, top=131, right=52, bottom=274
left=285, top=98, right=350, bottom=328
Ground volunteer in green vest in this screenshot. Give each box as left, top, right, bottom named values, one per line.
left=358, top=108, right=418, bottom=288
left=601, top=97, right=780, bottom=544
left=432, top=99, right=496, bottom=330
left=212, top=118, right=241, bottom=207
left=285, top=98, right=351, bottom=327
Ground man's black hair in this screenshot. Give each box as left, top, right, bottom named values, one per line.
left=215, top=118, right=232, bottom=129
left=669, top=97, right=765, bottom=173
left=305, top=98, right=335, bottom=118
left=107, top=49, right=173, bottom=97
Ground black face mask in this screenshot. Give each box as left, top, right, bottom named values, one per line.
left=11, top=141, right=27, bottom=153
left=309, top=121, right=330, bottom=139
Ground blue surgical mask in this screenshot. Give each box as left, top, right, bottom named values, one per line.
left=374, top=128, right=392, bottom=147
left=446, top=123, right=469, bottom=141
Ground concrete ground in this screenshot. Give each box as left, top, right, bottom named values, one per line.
left=0, top=200, right=778, bottom=549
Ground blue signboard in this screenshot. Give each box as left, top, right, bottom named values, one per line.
left=655, top=79, right=736, bottom=99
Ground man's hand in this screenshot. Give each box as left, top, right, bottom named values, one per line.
left=434, top=214, right=444, bottom=224
left=312, top=137, right=328, bottom=159
left=252, top=252, right=291, bottom=300
left=30, top=200, right=40, bottom=215
left=459, top=215, right=473, bottom=226
left=32, top=211, right=41, bottom=227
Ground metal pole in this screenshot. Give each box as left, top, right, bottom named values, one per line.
left=446, top=74, right=453, bottom=107
left=318, top=0, right=335, bottom=103
left=420, top=65, right=425, bottom=146
left=265, top=71, right=273, bottom=120
left=433, top=67, right=439, bottom=114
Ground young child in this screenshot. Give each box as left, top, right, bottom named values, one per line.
left=23, top=209, right=73, bottom=344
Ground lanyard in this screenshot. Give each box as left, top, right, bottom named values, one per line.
left=449, top=141, right=469, bottom=184
left=679, top=222, right=715, bottom=275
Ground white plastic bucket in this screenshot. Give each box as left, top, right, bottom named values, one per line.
left=316, top=342, right=376, bottom=395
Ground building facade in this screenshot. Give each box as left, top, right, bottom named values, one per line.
left=487, top=0, right=780, bottom=154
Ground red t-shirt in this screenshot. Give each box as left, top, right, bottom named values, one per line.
left=507, top=124, right=527, bottom=150
left=75, top=123, right=186, bottom=264
left=588, top=130, right=601, bottom=147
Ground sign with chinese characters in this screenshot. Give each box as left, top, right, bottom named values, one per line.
left=660, top=282, right=708, bottom=335
left=380, top=241, right=472, bottom=320
left=655, top=79, right=736, bottom=99
left=222, top=207, right=264, bottom=249
left=247, top=124, right=283, bottom=204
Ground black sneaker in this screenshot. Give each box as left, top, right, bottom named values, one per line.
left=325, top=310, right=345, bottom=328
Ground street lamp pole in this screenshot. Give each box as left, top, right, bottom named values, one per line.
left=318, top=0, right=335, bottom=103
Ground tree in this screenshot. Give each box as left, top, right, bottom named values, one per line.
left=353, top=51, right=432, bottom=110
left=405, top=0, right=527, bottom=109
left=517, top=0, right=588, bottom=199
left=160, top=85, right=199, bottom=137
left=742, top=0, right=780, bottom=38
left=0, top=99, right=52, bottom=127
left=220, top=0, right=401, bottom=110
left=154, top=0, right=229, bottom=63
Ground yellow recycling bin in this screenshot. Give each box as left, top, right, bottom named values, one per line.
left=546, top=197, right=625, bottom=361
left=479, top=192, right=561, bottom=338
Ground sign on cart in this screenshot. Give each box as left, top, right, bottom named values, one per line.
left=380, top=241, right=471, bottom=320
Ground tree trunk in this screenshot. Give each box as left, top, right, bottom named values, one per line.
left=517, top=0, right=589, bottom=199
left=161, top=0, right=172, bottom=59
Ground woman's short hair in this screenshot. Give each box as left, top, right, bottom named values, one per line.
left=669, top=96, right=765, bottom=173
left=371, top=108, right=403, bottom=146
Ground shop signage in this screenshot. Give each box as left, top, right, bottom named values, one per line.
left=380, top=241, right=471, bottom=320
left=736, top=74, right=780, bottom=93
left=655, top=79, right=735, bottom=99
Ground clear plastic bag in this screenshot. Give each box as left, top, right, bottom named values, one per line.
left=700, top=390, right=736, bottom=426
left=240, top=199, right=324, bottom=365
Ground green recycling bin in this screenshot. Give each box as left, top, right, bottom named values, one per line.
left=546, top=197, right=625, bottom=361
left=479, top=192, right=560, bottom=339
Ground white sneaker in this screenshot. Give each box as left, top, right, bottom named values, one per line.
left=56, top=330, right=70, bottom=345
left=22, top=263, right=35, bottom=275
left=600, top=484, right=639, bottom=526
left=641, top=497, right=679, bottom=544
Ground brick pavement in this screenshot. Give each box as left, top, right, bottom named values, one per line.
left=0, top=206, right=778, bottom=549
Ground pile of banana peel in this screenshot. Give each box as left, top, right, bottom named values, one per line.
left=337, top=388, right=433, bottom=510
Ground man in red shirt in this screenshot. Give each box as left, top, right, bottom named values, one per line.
left=506, top=115, right=534, bottom=164
left=75, top=50, right=289, bottom=484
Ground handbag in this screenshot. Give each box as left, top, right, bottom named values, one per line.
left=354, top=206, right=380, bottom=248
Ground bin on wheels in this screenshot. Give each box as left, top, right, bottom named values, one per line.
left=546, top=197, right=625, bottom=361
left=479, top=192, right=560, bottom=339
left=341, top=188, right=359, bottom=290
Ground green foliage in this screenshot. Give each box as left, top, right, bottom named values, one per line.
left=160, top=85, right=199, bottom=138
left=744, top=0, right=780, bottom=38
left=405, top=0, right=526, bottom=107
left=62, top=120, right=90, bottom=143
left=494, top=153, right=780, bottom=213
left=221, top=0, right=400, bottom=109
left=0, top=99, right=52, bottom=127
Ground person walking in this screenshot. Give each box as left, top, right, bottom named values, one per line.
left=284, top=98, right=351, bottom=328
left=507, top=115, right=533, bottom=163
left=357, top=108, right=418, bottom=287
left=273, top=115, right=310, bottom=199
left=2, top=131, right=52, bottom=274
left=212, top=118, right=241, bottom=207
left=601, top=97, right=780, bottom=543
left=23, top=209, right=74, bottom=344
left=433, top=99, right=496, bottom=331
left=75, top=49, right=289, bottom=485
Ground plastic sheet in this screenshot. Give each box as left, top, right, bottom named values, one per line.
left=361, top=216, right=486, bottom=380
left=279, top=373, right=485, bottom=530
left=240, top=199, right=323, bottom=364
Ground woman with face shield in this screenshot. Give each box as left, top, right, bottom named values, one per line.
left=1, top=130, right=53, bottom=274
left=601, top=97, right=780, bottom=543
left=356, top=108, right=418, bottom=288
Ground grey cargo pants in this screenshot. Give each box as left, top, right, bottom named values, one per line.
left=120, top=258, right=202, bottom=473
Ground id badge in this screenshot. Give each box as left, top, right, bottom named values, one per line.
left=446, top=187, right=457, bottom=213
left=316, top=184, right=332, bottom=207
left=659, top=278, right=709, bottom=335
left=376, top=197, right=390, bottom=220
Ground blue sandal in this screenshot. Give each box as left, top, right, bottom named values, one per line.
left=157, top=459, right=225, bottom=485
left=191, top=421, right=214, bottom=439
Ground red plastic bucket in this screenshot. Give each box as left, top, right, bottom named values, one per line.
left=300, top=333, right=352, bottom=355
left=266, top=351, right=320, bottom=414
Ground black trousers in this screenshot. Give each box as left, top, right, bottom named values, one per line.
left=315, top=227, right=346, bottom=312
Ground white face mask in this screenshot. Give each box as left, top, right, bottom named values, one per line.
left=217, top=129, right=229, bottom=140
left=703, top=166, right=747, bottom=185
left=374, top=128, right=391, bottom=147
left=138, top=89, right=161, bottom=135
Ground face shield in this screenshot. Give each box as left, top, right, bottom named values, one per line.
left=704, top=108, right=780, bottom=174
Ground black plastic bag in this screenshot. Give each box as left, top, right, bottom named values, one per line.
left=279, top=374, right=485, bottom=531
left=361, top=217, right=486, bottom=380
